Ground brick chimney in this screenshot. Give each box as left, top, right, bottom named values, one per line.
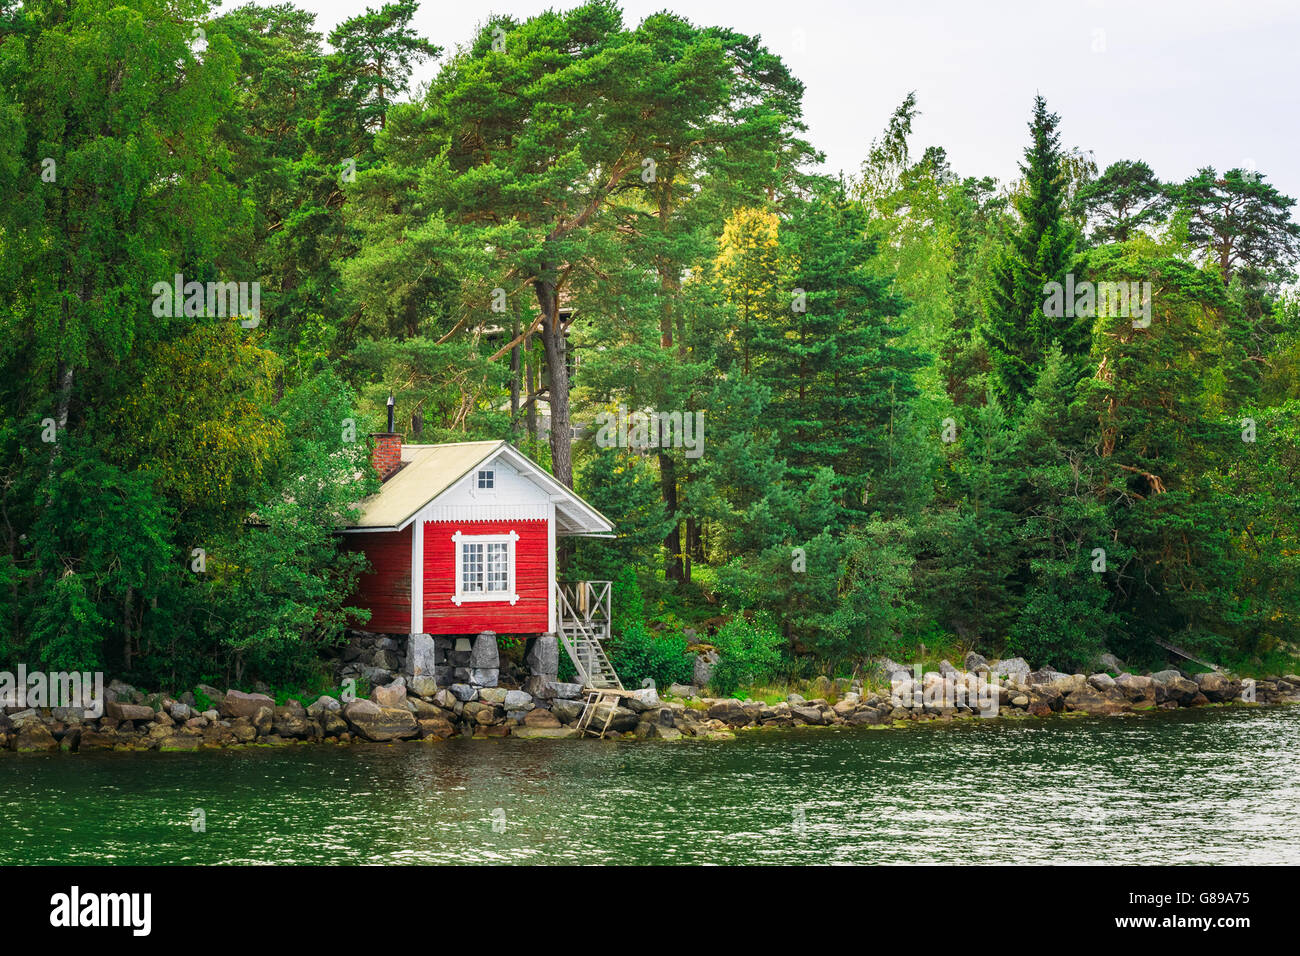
left=370, top=432, right=403, bottom=481
left=370, top=394, right=402, bottom=481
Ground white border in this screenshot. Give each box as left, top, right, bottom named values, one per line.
left=410, top=520, right=424, bottom=632
left=450, top=530, right=519, bottom=605
left=547, top=501, right=557, bottom=633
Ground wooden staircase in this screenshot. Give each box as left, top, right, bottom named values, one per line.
left=565, top=631, right=622, bottom=689
left=556, top=581, right=625, bottom=737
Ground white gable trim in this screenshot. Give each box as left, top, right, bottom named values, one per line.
left=492, top=445, right=614, bottom=535
left=388, top=444, right=612, bottom=535
left=424, top=503, right=548, bottom=523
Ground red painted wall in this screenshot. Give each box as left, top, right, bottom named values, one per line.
left=343, top=527, right=411, bottom=633
left=423, top=519, right=550, bottom=635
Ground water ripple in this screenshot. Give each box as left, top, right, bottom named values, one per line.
left=0, top=707, right=1296, bottom=864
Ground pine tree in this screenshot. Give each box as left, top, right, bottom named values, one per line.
left=1175, top=167, right=1300, bottom=286
left=1073, top=159, right=1170, bottom=245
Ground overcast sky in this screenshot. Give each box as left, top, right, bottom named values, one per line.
left=290, top=0, right=1300, bottom=199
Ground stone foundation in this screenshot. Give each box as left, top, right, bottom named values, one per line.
left=336, top=629, right=529, bottom=692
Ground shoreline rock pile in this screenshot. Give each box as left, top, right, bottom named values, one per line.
left=687, top=654, right=1300, bottom=732
left=2, top=642, right=1297, bottom=753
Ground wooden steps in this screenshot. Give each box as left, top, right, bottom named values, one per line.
left=556, top=581, right=625, bottom=735
left=562, top=629, right=621, bottom=689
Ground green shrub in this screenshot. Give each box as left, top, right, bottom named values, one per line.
left=1006, top=583, right=1109, bottom=673
left=605, top=622, right=694, bottom=692
left=709, top=612, right=786, bottom=697
left=557, top=646, right=576, bottom=682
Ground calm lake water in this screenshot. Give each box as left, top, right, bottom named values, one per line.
left=2, top=707, right=1297, bottom=865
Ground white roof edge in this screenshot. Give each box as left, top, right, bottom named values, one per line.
left=491, top=445, right=615, bottom=536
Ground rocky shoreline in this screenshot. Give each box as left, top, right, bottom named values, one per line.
left=2, top=641, right=1297, bottom=754
left=692, top=654, right=1300, bottom=732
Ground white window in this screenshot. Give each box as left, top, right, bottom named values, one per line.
left=451, top=530, right=519, bottom=605
left=476, top=468, right=495, bottom=490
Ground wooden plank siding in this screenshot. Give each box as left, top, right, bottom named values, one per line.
left=423, top=518, right=550, bottom=634
left=343, top=526, right=412, bottom=633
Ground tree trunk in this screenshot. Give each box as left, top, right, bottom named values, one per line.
left=123, top=586, right=134, bottom=672
left=654, top=182, right=688, bottom=582
left=660, top=451, right=683, bottom=582
left=683, top=516, right=694, bottom=584
left=534, top=278, right=573, bottom=488
left=525, top=349, right=537, bottom=442
left=54, top=362, right=73, bottom=432
left=509, top=311, right=522, bottom=442
left=687, top=516, right=703, bottom=562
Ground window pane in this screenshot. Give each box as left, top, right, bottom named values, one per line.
left=486, top=542, right=509, bottom=591
left=462, top=542, right=484, bottom=592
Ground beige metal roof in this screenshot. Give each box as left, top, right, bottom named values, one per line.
left=349, top=440, right=504, bottom=529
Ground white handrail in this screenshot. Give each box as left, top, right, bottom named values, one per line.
left=555, top=581, right=621, bottom=690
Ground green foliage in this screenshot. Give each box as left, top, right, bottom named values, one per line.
left=569, top=454, right=672, bottom=582
left=199, top=369, right=373, bottom=686
left=1074, top=159, right=1170, bottom=245
left=1, top=0, right=1298, bottom=693
left=981, top=95, right=1084, bottom=407
left=605, top=622, right=694, bottom=693
left=24, top=446, right=177, bottom=671
left=1006, top=570, right=1109, bottom=673
left=1175, top=166, right=1300, bottom=286
left=192, top=686, right=214, bottom=713
left=608, top=565, right=647, bottom=637
left=709, top=613, right=786, bottom=697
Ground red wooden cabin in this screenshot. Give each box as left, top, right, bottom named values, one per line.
left=343, top=431, right=613, bottom=637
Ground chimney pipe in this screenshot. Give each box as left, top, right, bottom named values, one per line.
left=386, top=393, right=395, bottom=433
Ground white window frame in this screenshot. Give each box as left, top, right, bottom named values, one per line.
left=451, top=530, right=519, bottom=605
left=469, top=466, right=498, bottom=499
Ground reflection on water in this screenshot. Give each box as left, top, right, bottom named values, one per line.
left=1, top=707, right=1297, bottom=864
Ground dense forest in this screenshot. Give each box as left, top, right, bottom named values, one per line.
left=2, top=0, right=1298, bottom=693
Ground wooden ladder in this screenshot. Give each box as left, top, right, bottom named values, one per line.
left=576, top=689, right=625, bottom=739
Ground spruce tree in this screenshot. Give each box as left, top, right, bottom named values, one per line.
left=757, top=188, right=921, bottom=523
left=982, top=96, right=1081, bottom=407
